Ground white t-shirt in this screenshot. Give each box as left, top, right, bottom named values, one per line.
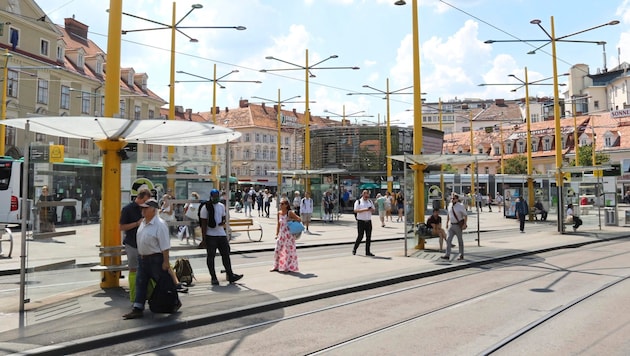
left=200, top=202, right=227, bottom=237
left=136, top=215, right=171, bottom=255
left=300, top=198, right=314, bottom=214
left=448, top=202, right=468, bottom=224
left=354, top=198, right=374, bottom=221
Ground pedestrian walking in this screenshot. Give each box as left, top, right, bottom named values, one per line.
left=495, top=192, right=503, bottom=213
left=396, top=192, right=404, bottom=222
left=292, top=191, right=301, bottom=216
left=375, top=193, right=386, bottom=227
left=300, top=191, right=314, bottom=233
left=119, top=188, right=151, bottom=302
left=441, top=194, right=467, bottom=261
left=123, top=198, right=181, bottom=319
left=384, top=191, right=393, bottom=222
left=199, top=189, right=243, bottom=286
left=264, top=189, right=272, bottom=218
left=183, top=192, right=200, bottom=246
left=515, top=197, right=529, bottom=233
left=271, top=198, right=300, bottom=272
left=243, top=187, right=253, bottom=217
left=353, top=190, right=375, bottom=256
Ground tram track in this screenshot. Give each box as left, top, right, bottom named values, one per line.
left=120, top=240, right=630, bottom=355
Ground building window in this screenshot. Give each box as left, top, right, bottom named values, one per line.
left=543, top=138, right=551, bottom=151
left=284, top=137, right=290, bottom=146
left=58, top=137, right=69, bottom=152
left=37, top=79, right=49, bottom=104
left=263, top=134, right=268, bottom=143
left=484, top=167, right=489, bottom=174
left=255, top=133, right=260, bottom=142
left=148, top=109, right=154, bottom=119
left=561, top=136, right=566, bottom=149
left=119, top=100, right=126, bottom=118
left=270, top=136, right=275, bottom=144
left=605, top=136, right=613, bottom=147
left=517, top=141, right=525, bottom=153
left=78, top=53, right=84, bottom=68
left=36, top=133, right=46, bottom=142
left=5, top=126, right=15, bottom=147
left=96, top=61, right=102, bottom=75
left=255, top=148, right=261, bottom=160
left=40, top=39, right=49, bottom=56
left=494, top=145, right=500, bottom=155
left=505, top=143, right=513, bottom=154
left=134, top=105, right=141, bottom=119
left=56, top=46, right=64, bottom=61
left=478, top=147, right=483, bottom=154
left=244, top=149, right=250, bottom=160
left=9, top=28, right=19, bottom=49
left=81, top=93, right=90, bottom=114
left=594, top=100, right=599, bottom=109
left=7, top=70, right=18, bottom=97
left=80, top=139, right=89, bottom=154
left=262, top=148, right=268, bottom=160
left=60, top=85, right=70, bottom=110
left=245, top=133, right=251, bottom=142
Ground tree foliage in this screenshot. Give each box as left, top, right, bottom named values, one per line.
left=503, top=155, right=528, bottom=174
left=569, top=144, right=610, bottom=167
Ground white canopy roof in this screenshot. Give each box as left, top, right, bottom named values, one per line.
left=3, top=116, right=241, bottom=146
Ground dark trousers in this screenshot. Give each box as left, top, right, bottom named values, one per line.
left=205, top=235, right=235, bottom=280
left=264, top=202, right=270, bottom=217
left=518, top=213, right=526, bottom=231
left=134, top=253, right=166, bottom=310
left=540, top=210, right=548, bottom=221
left=353, top=220, right=372, bottom=253
left=572, top=216, right=583, bottom=228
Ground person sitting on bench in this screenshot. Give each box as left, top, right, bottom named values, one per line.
left=426, top=208, right=447, bottom=252
left=534, top=200, right=548, bottom=221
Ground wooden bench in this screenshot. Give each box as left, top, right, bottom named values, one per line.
left=228, top=218, right=263, bottom=242
left=90, top=245, right=128, bottom=273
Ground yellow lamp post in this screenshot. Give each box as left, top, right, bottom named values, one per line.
left=484, top=17, right=617, bottom=232
left=347, top=79, right=413, bottom=193
left=251, top=93, right=301, bottom=206
left=261, top=51, right=359, bottom=193
left=121, top=2, right=246, bottom=193
left=479, top=69, right=567, bottom=220
left=395, top=0, right=425, bottom=224
left=176, top=67, right=261, bottom=188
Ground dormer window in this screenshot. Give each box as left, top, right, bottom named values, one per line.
left=517, top=140, right=526, bottom=153
left=77, top=52, right=84, bottom=68
left=40, top=39, right=49, bottom=56
left=505, top=142, right=513, bottom=154
left=543, top=137, right=552, bottom=151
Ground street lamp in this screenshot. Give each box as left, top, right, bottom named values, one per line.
left=479, top=69, right=568, bottom=220
left=176, top=66, right=261, bottom=188
left=348, top=79, right=414, bottom=193
left=395, top=0, right=425, bottom=226
left=260, top=50, right=360, bottom=193
left=484, top=17, right=618, bottom=232
left=251, top=92, right=301, bottom=204
left=121, top=2, right=246, bottom=192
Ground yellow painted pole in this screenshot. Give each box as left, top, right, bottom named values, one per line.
left=411, top=0, right=425, bottom=225
left=550, top=16, right=564, bottom=233
left=0, top=49, right=10, bottom=156
left=277, top=89, right=282, bottom=201
left=386, top=78, right=393, bottom=193
left=470, top=111, right=475, bottom=201
left=439, top=98, right=444, bottom=208
left=304, top=49, right=311, bottom=193
left=525, top=67, right=534, bottom=221
left=211, top=64, right=218, bottom=188
left=573, top=101, right=579, bottom=167
left=167, top=1, right=177, bottom=194
left=100, top=0, right=124, bottom=288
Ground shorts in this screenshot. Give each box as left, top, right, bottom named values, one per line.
left=301, top=213, right=312, bottom=223
left=378, top=210, right=385, bottom=218
left=125, top=244, right=139, bottom=270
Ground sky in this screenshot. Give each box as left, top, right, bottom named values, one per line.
left=41, top=0, right=630, bottom=125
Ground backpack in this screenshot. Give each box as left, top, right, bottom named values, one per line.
left=174, top=257, right=195, bottom=286
left=148, top=270, right=181, bottom=313
left=197, top=200, right=217, bottom=228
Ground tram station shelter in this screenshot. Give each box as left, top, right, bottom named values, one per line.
left=390, top=153, right=492, bottom=255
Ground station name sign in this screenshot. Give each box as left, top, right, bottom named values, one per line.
left=611, top=109, right=630, bottom=119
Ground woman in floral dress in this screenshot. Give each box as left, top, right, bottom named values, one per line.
left=271, top=198, right=301, bottom=272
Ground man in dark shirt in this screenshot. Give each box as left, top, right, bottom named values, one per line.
left=534, top=200, right=548, bottom=221
left=426, top=208, right=447, bottom=252
left=119, top=188, right=151, bottom=302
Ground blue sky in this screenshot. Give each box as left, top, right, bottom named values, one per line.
left=42, top=0, right=630, bottom=125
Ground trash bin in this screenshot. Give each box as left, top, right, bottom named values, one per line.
left=605, top=207, right=617, bottom=226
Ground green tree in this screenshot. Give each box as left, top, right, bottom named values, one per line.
left=570, top=144, right=610, bottom=167
left=503, top=155, right=528, bottom=174
left=442, top=164, right=458, bottom=173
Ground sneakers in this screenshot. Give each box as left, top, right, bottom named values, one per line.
left=228, top=274, right=243, bottom=284
left=175, top=283, right=189, bottom=293
left=366, top=252, right=375, bottom=257
left=440, top=255, right=450, bottom=260
left=211, top=278, right=219, bottom=285
left=123, top=308, right=144, bottom=320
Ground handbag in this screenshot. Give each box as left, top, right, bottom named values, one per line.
left=287, top=220, right=305, bottom=235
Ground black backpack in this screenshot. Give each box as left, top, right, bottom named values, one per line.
left=174, top=257, right=195, bottom=286
left=148, top=270, right=181, bottom=314
left=197, top=200, right=217, bottom=228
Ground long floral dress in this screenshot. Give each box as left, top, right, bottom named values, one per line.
left=272, top=212, right=299, bottom=272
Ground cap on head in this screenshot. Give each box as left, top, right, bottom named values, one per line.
left=210, top=189, right=220, bottom=197
left=139, top=198, right=159, bottom=209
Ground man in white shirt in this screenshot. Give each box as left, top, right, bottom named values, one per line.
left=123, top=198, right=179, bottom=319
left=353, top=190, right=375, bottom=256
left=200, top=189, right=243, bottom=286
left=300, top=191, right=314, bottom=233
left=441, top=194, right=468, bottom=261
